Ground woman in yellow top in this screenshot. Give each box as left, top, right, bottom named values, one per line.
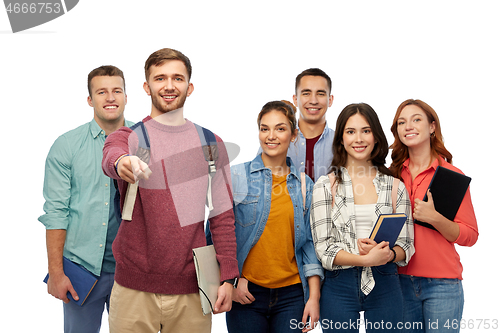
left=227, top=101, right=324, bottom=333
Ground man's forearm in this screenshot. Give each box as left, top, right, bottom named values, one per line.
left=46, top=229, right=66, bottom=276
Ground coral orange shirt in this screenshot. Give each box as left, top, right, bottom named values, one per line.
left=398, top=157, right=478, bottom=279
left=242, top=174, right=301, bottom=288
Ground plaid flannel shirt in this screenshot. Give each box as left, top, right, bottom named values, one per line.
left=310, top=167, right=414, bottom=295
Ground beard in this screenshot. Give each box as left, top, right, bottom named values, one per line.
left=150, top=90, right=188, bottom=114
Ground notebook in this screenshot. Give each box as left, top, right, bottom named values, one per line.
left=192, top=245, right=220, bottom=315
left=43, top=257, right=98, bottom=306
left=414, top=166, right=471, bottom=231
left=369, top=213, right=407, bottom=248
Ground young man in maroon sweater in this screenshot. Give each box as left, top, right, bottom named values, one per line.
left=102, top=48, right=238, bottom=333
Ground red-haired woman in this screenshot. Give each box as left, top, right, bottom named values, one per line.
left=390, top=99, right=478, bottom=333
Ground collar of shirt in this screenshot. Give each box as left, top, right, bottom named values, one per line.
left=250, top=155, right=301, bottom=181
left=90, top=118, right=107, bottom=139
left=297, top=121, right=331, bottom=140
left=402, top=155, right=442, bottom=174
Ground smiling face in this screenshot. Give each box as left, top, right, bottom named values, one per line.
left=397, top=104, right=436, bottom=149
left=87, top=75, right=127, bottom=126
left=143, top=60, right=194, bottom=118
left=342, top=113, right=376, bottom=165
left=293, top=75, right=333, bottom=125
left=259, top=110, right=297, bottom=165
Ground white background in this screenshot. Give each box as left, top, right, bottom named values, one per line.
left=1, top=1, right=498, bottom=332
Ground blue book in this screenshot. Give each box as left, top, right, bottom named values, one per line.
left=369, top=213, right=407, bottom=248
left=43, top=257, right=98, bottom=306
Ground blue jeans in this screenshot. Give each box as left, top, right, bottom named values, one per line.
left=63, top=271, right=114, bottom=333
left=320, top=264, right=403, bottom=332
left=399, top=275, right=464, bottom=333
left=226, top=282, right=305, bottom=333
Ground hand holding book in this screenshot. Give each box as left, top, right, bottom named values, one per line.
left=46, top=271, right=79, bottom=304
left=369, top=213, right=407, bottom=248
left=360, top=241, right=393, bottom=267
left=413, top=166, right=471, bottom=231
left=192, top=245, right=221, bottom=315
left=357, top=238, right=377, bottom=256
left=413, top=190, right=439, bottom=226
left=414, top=189, right=462, bottom=242
left=43, top=257, right=98, bottom=306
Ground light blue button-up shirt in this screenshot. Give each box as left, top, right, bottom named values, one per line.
left=287, top=122, right=335, bottom=182
left=39, top=119, right=133, bottom=276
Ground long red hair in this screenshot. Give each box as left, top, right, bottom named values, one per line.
left=389, top=99, right=452, bottom=179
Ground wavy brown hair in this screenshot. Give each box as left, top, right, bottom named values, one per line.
left=389, top=99, right=453, bottom=179
left=257, top=100, right=297, bottom=133
left=329, top=103, right=392, bottom=184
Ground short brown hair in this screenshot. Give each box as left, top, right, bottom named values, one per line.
left=87, top=65, right=125, bottom=97
left=295, top=68, right=332, bottom=94
left=144, top=48, right=192, bottom=81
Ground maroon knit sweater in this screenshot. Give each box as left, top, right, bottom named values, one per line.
left=102, top=117, right=238, bottom=294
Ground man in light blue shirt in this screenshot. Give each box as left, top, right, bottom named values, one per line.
left=39, top=65, right=133, bottom=333
left=290, top=68, right=335, bottom=181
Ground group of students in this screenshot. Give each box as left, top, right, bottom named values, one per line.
left=39, top=48, right=478, bottom=333
left=226, top=77, right=478, bottom=332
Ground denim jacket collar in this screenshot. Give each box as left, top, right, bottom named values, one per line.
left=250, top=154, right=300, bottom=181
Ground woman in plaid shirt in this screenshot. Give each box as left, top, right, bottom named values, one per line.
left=310, top=103, right=414, bottom=332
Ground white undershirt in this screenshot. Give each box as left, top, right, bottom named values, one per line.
left=355, top=204, right=376, bottom=239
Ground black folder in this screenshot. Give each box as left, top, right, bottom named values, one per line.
left=414, top=166, right=471, bottom=230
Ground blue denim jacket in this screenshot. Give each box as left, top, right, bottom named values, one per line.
left=228, top=155, right=323, bottom=302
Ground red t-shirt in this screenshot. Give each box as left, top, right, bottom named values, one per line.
left=305, top=135, right=321, bottom=180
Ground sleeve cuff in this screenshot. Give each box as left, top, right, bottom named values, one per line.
left=303, top=264, right=325, bottom=281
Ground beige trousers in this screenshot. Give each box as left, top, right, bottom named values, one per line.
left=109, top=282, right=212, bottom=333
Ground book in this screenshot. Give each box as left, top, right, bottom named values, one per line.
left=43, top=257, right=98, bottom=306
left=192, top=245, right=221, bottom=315
left=369, top=213, right=407, bottom=248
left=414, top=166, right=472, bottom=231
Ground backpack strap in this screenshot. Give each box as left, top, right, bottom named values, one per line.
left=194, top=123, right=219, bottom=211
left=121, top=122, right=221, bottom=220
left=328, top=173, right=337, bottom=208
left=122, top=121, right=152, bottom=221
left=391, top=178, right=400, bottom=213
left=130, top=121, right=151, bottom=163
